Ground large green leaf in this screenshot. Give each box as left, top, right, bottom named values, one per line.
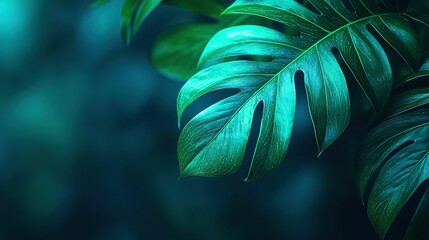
left=355, top=66, right=429, bottom=239
left=177, top=0, right=421, bottom=181
left=150, top=15, right=269, bottom=81
left=357, top=109, right=429, bottom=239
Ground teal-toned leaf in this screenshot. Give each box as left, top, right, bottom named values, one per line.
left=395, top=57, right=429, bottom=87
left=405, top=12, right=429, bottom=56
left=355, top=109, right=429, bottom=239
left=385, top=87, right=429, bottom=118
left=178, top=0, right=421, bottom=180
left=383, top=59, right=429, bottom=117
left=356, top=64, right=429, bottom=239
left=121, top=0, right=162, bottom=44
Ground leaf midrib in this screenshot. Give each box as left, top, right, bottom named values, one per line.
left=183, top=12, right=399, bottom=171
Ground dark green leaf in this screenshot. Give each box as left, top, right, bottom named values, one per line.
left=178, top=0, right=421, bottom=180
left=384, top=59, right=429, bottom=117
left=119, top=0, right=229, bottom=44
left=150, top=23, right=221, bottom=80
left=395, top=57, right=429, bottom=86
left=91, top=0, right=112, bottom=7
left=355, top=109, right=429, bottom=239
left=385, top=87, right=429, bottom=118
left=405, top=11, right=429, bottom=28
left=383, top=0, right=410, bottom=12
left=405, top=187, right=429, bottom=240
left=121, top=0, right=162, bottom=44
left=150, top=15, right=269, bottom=81
left=356, top=64, right=429, bottom=239
left=164, top=0, right=228, bottom=18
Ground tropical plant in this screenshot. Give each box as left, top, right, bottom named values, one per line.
left=95, top=0, right=429, bottom=238
left=355, top=58, right=429, bottom=239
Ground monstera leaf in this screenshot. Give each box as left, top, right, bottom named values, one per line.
left=355, top=63, right=429, bottom=239
left=177, top=0, right=421, bottom=181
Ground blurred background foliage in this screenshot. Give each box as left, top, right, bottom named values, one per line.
left=0, top=0, right=428, bottom=239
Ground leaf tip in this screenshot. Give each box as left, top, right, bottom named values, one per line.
left=178, top=168, right=193, bottom=179
left=177, top=109, right=183, bottom=129
left=120, top=23, right=134, bottom=45
left=177, top=173, right=185, bottom=180
left=196, top=55, right=206, bottom=69
left=219, top=8, right=229, bottom=17
left=243, top=177, right=253, bottom=183
left=316, top=149, right=324, bottom=158
left=315, top=141, right=326, bottom=158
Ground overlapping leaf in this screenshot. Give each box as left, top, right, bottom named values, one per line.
left=118, top=0, right=227, bottom=43
left=177, top=0, right=421, bottom=180
left=120, top=0, right=162, bottom=43
left=355, top=63, right=429, bottom=239
left=150, top=23, right=222, bottom=80
left=150, top=15, right=270, bottom=80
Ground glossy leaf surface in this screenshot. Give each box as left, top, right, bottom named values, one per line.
left=178, top=0, right=421, bottom=180
left=356, top=66, right=429, bottom=239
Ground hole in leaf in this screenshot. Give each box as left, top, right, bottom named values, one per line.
left=239, top=55, right=273, bottom=63
left=271, top=20, right=285, bottom=33
left=180, top=88, right=239, bottom=127
left=363, top=140, right=416, bottom=205
left=331, top=47, right=372, bottom=113
left=240, top=101, right=264, bottom=179
left=294, top=70, right=304, bottom=82
left=201, top=56, right=245, bottom=70
left=272, top=21, right=301, bottom=37
left=342, top=0, right=356, bottom=13
left=294, top=0, right=322, bottom=15
left=332, top=47, right=354, bottom=82
left=385, top=181, right=429, bottom=239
